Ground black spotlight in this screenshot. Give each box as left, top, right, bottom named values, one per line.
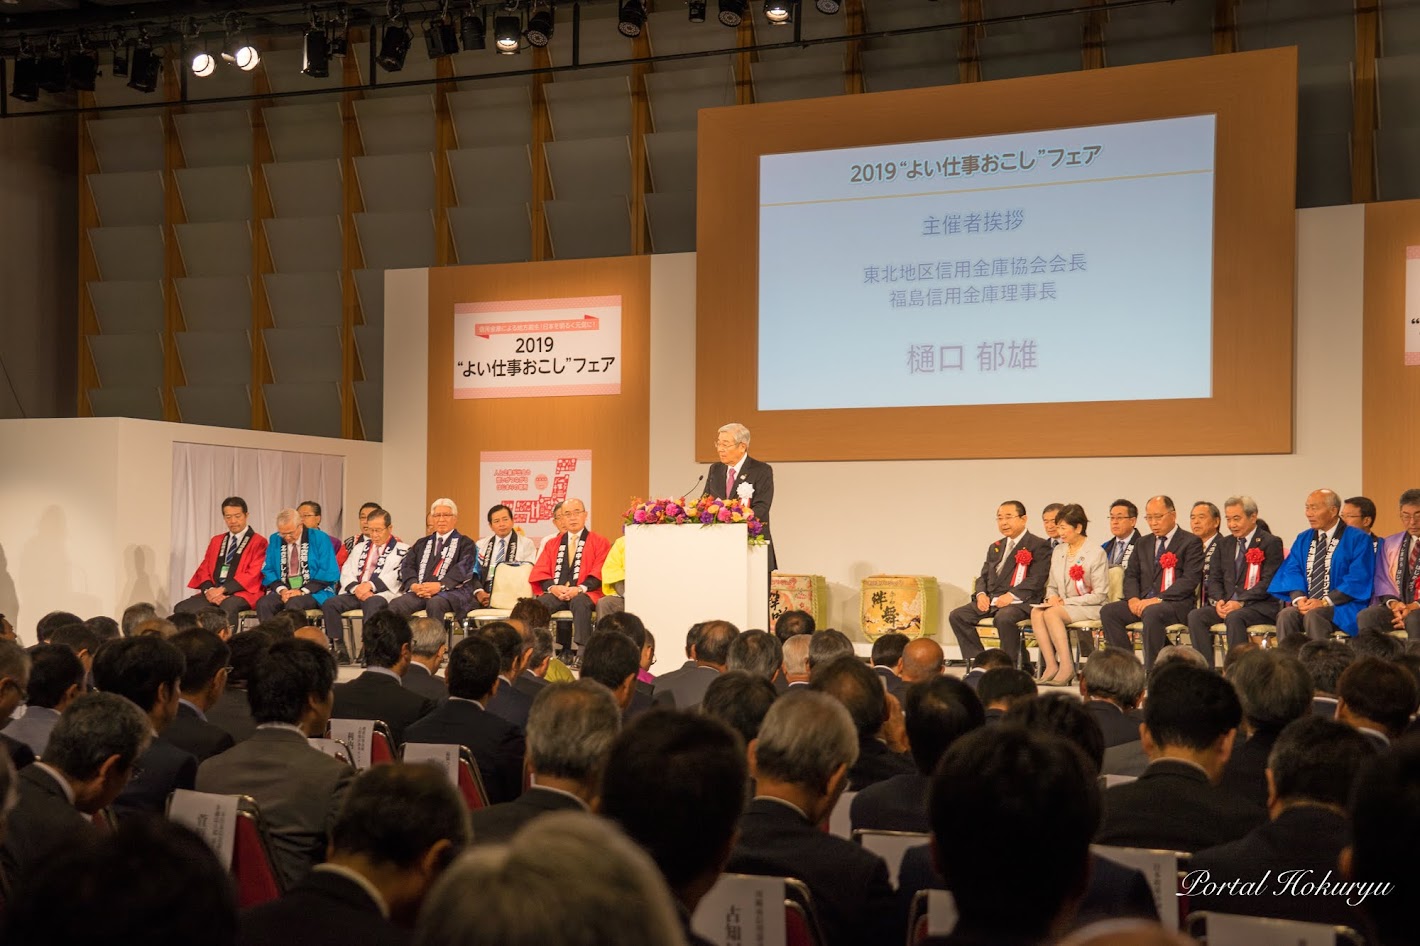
left=815, top=0, right=839, bottom=11
left=378, top=20, right=412, bottom=70
left=36, top=46, right=68, bottom=94
left=526, top=0, right=553, bottom=46
left=718, top=0, right=747, bottom=26
left=10, top=51, right=39, bottom=103
left=493, top=12, right=521, bottom=53
left=303, top=26, right=331, bottom=77
left=69, top=48, right=99, bottom=91
left=127, top=44, right=162, bottom=93
left=618, top=0, right=646, bottom=37
left=688, top=0, right=706, bottom=21
left=424, top=17, right=459, bottom=58
left=461, top=10, right=486, bottom=50
left=111, top=41, right=131, bottom=77
left=328, top=20, right=350, bottom=57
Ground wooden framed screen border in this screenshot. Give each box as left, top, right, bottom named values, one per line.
left=695, top=48, right=1297, bottom=463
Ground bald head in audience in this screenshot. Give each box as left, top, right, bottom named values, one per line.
left=900, top=638, right=945, bottom=684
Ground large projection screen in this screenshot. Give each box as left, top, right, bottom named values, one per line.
left=695, top=49, right=1296, bottom=462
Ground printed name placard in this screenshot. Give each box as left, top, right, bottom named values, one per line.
left=328, top=719, right=374, bottom=769
left=402, top=743, right=461, bottom=789
left=692, top=874, right=786, bottom=946
left=1093, top=844, right=1180, bottom=928
left=309, top=738, right=352, bottom=765
left=169, top=789, right=239, bottom=867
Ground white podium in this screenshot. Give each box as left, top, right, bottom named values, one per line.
left=624, top=523, right=770, bottom=675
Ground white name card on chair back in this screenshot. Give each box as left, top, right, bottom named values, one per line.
left=169, top=789, right=239, bottom=868
left=328, top=719, right=374, bottom=769
left=927, top=890, right=959, bottom=937
left=692, top=874, right=787, bottom=946
left=309, top=738, right=352, bottom=765
left=403, top=743, right=461, bottom=788
left=1092, top=845, right=1180, bottom=929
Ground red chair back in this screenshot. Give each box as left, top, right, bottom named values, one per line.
left=785, top=901, right=816, bottom=946
left=370, top=727, right=395, bottom=766
left=233, top=809, right=281, bottom=908
left=457, top=750, right=489, bottom=810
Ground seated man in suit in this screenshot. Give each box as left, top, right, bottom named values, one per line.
left=960, top=646, right=1009, bottom=691
left=977, top=667, right=1037, bottom=723
left=851, top=675, right=983, bottom=833
left=1357, top=488, right=1420, bottom=637
left=726, top=628, right=782, bottom=684
left=1271, top=489, right=1376, bottom=642
left=1102, top=498, right=1142, bottom=568
left=1100, top=495, right=1205, bottom=666
left=578, top=631, right=641, bottom=715
left=332, top=610, right=437, bottom=746
left=164, top=629, right=236, bottom=762
left=0, top=692, right=149, bottom=885
left=601, top=711, right=747, bottom=946
left=256, top=507, right=341, bottom=624
left=472, top=503, right=539, bottom=611
left=1187, top=495, right=1285, bottom=669
left=389, top=499, right=480, bottom=625
left=1190, top=716, right=1377, bottom=928
left=4, top=643, right=83, bottom=759
left=173, top=496, right=268, bottom=632
left=706, top=422, right=776, bottom=571
left=403, top=616, right=449, bottom=705
left=298, top=500, right=349, bottom=567
left=869, top=633, right=909, bottom=699
left=239, top=763, right=469, bottom=946
left=91, top=635, right=197, bottom=819
left=1299, top=639, right=1352, bottom=718
left=1217, top=650, right=1313, bottom=811
left=949, top=501, right=1052, bottom=665
left=479, top=621, right=535, bottom=729
left=207, top=628, right=273, bottom=744
left=1078, top=647, right=1148, bottom=777
left=702, top=671, right=778, bottom=747
left=1347, top=737, right=1420, bottom=946
left=405, top=637, right=525, bottom=804
left=1336, top=656, right=1419, bottom=747
left=1096, top=664, right=1264, bottom=852
left=320, top=508, right=407, bottom=665
left=653, top=620, right=739, bottom=710
left=529, top=498, right=611, bottom=658
left=1190, top=501, right=1224, bottom=604
left=726, top=690, right=897, bottom=946
left=342, top=501, right=381, bottom=554
left=197, top=638, right=356, bottom=890
left=469, top=680, right=620, bottom=845
left=811, top=655, right=914, bottom=791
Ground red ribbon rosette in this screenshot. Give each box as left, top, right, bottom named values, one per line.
left=1158, top=552, right=1178, bottom=569
left=1015, top=549, right=1033, bottom=566
left=1068, top=564, right=1085, bottom=581
left=1245, top=547, right=1264, bottom=565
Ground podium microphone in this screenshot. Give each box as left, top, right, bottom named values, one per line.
left=681, top=473, right=704, bottom=502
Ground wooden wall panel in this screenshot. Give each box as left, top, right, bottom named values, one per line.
left=695, top=48, right=1297, bottom=463
left=425, top=257, right=651, bottom=530
left=1362, top=200, right=1420, bottom=534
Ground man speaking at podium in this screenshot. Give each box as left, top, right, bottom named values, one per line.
left=705, top=423, right=776, bottom=571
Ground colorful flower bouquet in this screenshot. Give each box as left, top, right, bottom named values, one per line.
left=624, top=496, right=766, bottom=544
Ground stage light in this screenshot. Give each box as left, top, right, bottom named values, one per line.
left=424, top=16, right=459, bottom=58
left=526, top=0, right=553, bottom=47
left=10, top=43, right=38, bottom=102
left=764, top=0, right=791, bottom=23
left=718, top=0, right=747, bottom=27
left=494, top=11, right=521, bottom=53
left=223, top=35, right=260, bottom=71
left=191, top=47, right=216, bottom=77
left=111, top=38, right=131, bottom=77
left=618, top=0, right=646, bottom=37
left=461, top=9, right=487, bottom=50
left=127, top=42, right=162, bottom=93
left=36, top=38, right=68, bottom=94
left=302, top=25, right=330, bottom=77
left=814, top=0, right=840, bottom=12
left=688, top=0, right=706, bottom=21
left=68, top=41, right=99, bottom=91
left=328, top=16, right=350, bottom=57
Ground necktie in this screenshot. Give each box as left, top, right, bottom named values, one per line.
left=1155, top=536, right=1165, bottom=562
left=1406, top=539, right=1420, bottom=603
left=287, top=541, right=301, bottom=577
left=1308, top=531, right=1329, bottom=599
left=360, top=542, right=377, bottom=583
left=997, top=539, right=1014, bottom=575
left=428, top=537, right=443, bottom=581
left=225, top=536, right=238, bottom=565
left=1234, top=537, right=1247, bottom=582
left=495, top=537, right=506, bottom=563
left=564, top=536, right=577, bottom=584
left=726, top=467, right=735, bottom=499
left=1111, top=540, right=1123, bottom=566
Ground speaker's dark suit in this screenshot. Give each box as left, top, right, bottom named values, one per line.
left=485, top=675, right=534, bottom=730
left=401, top=662, right=448, bottom=705
left=332, top=670, right=436, bottom=747
left=113, top=734, right=198, bottom=819
left=949, top=530, right=1053, bottom=662
left=1096, top=759, right=1265, bottom=853
left=164, top=701, right=236, bottom=762
left=239, top=866, right=410, bottom=946
left=849, top=772, right=930, bottom=833
left=1100, top=529, right=1205, bottom=665
left=208, top=686, right=257, bottom=743
left=1187, top=529, right=1285, bottom=667
left=706, top=455, right=776, bottom=571
left=404, top=697, right=526, bottom=805
left=726, top=798, right=898, bottom=946
left=1189, top=806, right=1360, bottom=928
left=1217, top=726, right=1281, bottom=813
left=468, top=786, right=585, bottom=845
left=1084, top=699, right=1144, bottom=748
left=1, top=766, right=94, bottom=884
left=848, top=736, right=916, bottom=792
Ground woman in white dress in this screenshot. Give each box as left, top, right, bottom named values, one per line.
left=1029, top=503, right=1109, bottom=686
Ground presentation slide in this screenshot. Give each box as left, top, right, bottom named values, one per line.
left=757, top=115, right=1217, bottom=411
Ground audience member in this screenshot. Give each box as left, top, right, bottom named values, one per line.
left=47, top=622, right=100, bottom=670
left=1271, top=489, right=1376, bottom=641
left=773, top=609, right=815, bottom=643
left=869, top=633, right=909, bottom=698
left=1189, top=716, right=1377, bottom=928
left=120, top=602, right=159, bottom=638
left=701, top=671, right=778, bottom=746
left=1336, top=656, right=1419, bottom=746
left=1299, top=639, right=1353, bottom=718
left=806, top=628, right=854, bottom=678
left=34, top=611, right=82, bottom=644
left=1352, top=628, right=1405, bottom=661
left=403, top=616, right=450, bottom=704
left=977, top=667, right=1037, bottom=721
left=728, top=628, right=784, bottom=683
left=5, top=644, right=82, bottom=758
left=332, top=610, right=437, bottom=745
left=404, top=637, right=525, bottom=805
left=900, top=637, right=946, bottom=685
left=207, top=628, right=274, bottom=743
left=468, top=681, right=619, bottom=844
left=811, top=654, right=914, bottom=790
left=726, top=690, right=897, bottom=946
left=0, top=613, right=13, bottom=643
left=131, top=615, right=178, bottom=638
left=1079, top=647, right=1148, bottom=777
left=478, top=621, right=535, bottom=729
left=653, top=619, right=738, bottom=709
left=950, top=501, right=1052, bottom=665
left=1149, top=643, right=1208, bottom=678
left=164, top=629, right=237, bottom=762
left=577, top=630, right=642, bottom=712
left=961, top=646, right=1011, bottom=689
left=82, top=614, right=120, bottom=643
left=1096, top=664, right=1262, bottom=852
left=197, top=638, right=355, bottom=890
left=1217, top=650, right=1313, bottom=810
left=780, top=633, right=812, bottom=687
left=1347, top=738, right=1420, bottom=946
left=169, top=611, right=200, bottom=633
left=196, top=607, right=232, bottom=638
left=240, top=763, right=470, bottom=945
left=512, top=623, right=556, bottom=699
left=595, top=610, right=654, bottom=683
left=257, top=610, right=301, bottom=639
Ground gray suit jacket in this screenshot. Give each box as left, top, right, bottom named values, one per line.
left=651, top=664, right=721, bottom=711
left=3, top=706, right=61, bottom=759
left=196, top=726, right=355, bottom=891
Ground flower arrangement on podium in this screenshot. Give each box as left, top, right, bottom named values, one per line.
left=624, top=496, right=766, bottom=544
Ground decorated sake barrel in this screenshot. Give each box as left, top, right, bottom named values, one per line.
left=770, top=573, right=828, bottom=629
left=860, top=575, right=939, bottom=641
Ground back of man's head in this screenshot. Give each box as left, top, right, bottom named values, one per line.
left=601, top=711, right=747, bottom=894
left=362, top=610, right=413, bottom=669
left=1348, top=739, right=1420, bottom=945
left=195, top=608, right=231, bottom=637
left=91, top=636, right=184, bottom=714
left=508, top=597, right=552, bottom=635
left=248, top=639, right=336, bottom=726
left=24, top=644, right=85, bottom=711
left=780, top=634, right=811, bottom=678
left=972, top=648, right=1014, bottom=673
left=806, top=629, right=853, bottom=675
left=1337, top=657, right=1419, bottom=739
left=83, top=616, right=120, bottom=643
left=773, top=610, right=815, bottom=642
left=694, top=620, right=739, bottom=667
left=1004, top=695, right=1106, bottom=775
left=702, top=671, right=778, bottom=745
left=525, top=625, right=555, bottom=672
left=169, top=612, right=200, bottom=634
left=256, top=612, right=298, bottom=639
left=476, top=622, right=524, bottom=675
left=35, top=611, right=82, bottom=644
left=226, top=629, right=275, bottom=688
left=900, top=638, right=946, bottom=683
left=525, top=681, right=621, bottom=781
left=44, top=624, right=98, bottom=665
left=1352, top=630, right=1405, bottom=662
left=595, top=611, right=647, bottom=650
left=1143, top=664, right=1242, bottom=751
left=331, top=762, right=470, bottom=876
left=409, top=617, right=447, bottom=660
left=171, top=629, right=231, bottom=696
left=43, top=692, right=151, bottom=784
left=1298, top=640, right=1353, bottom=696
left=870, top=633, right=908, bottom=668
left=930, top=728, right=1098, bottom=938
left=752, top=690, right=858, bottom=794
left=445, top=637, right=501, bottom=703
left=0, top=640, right=30, bottom=696
left=1081, top=647, right=1147, bottom=709
left=727, top=629, right=782, bottom=680
left=1151, top=645, right=1209, bottom=681
left=810, top=654, right=884, bottom=739
left=580, top=631, right=640, bottom=694
left=120, top=603, right=158, bottom=638
left=1267, top=715, right=1377, bottom=808
left=904, top=676, right=984, bottom=775
left=977, top=668, right=1038, bottom=710
left=1228, top=650, right=1313, bottom=733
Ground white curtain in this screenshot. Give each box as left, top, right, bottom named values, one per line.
left=169, top=443, right=346, bottom=607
